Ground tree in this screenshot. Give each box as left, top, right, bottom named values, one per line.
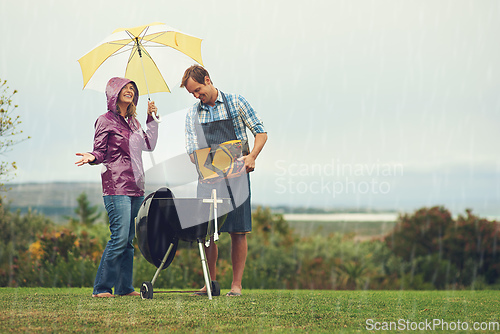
left=385, top=206, right=454, bottom=262
left=444, top=209, right=500, bottom=284
left=385, top=206, right=500, bottom=287
left=0, top=79, right=30, bottom=192
left=67, top=192, right=102, bottom=227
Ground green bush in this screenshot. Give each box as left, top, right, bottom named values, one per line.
left=0, top=198, right=104, bottom=287
left=12, top=228, right=102, bottom=287
left=385, top=206, right=500, bottom=289
left=0, top=201, right=54, bottom=286
left=3, top=197, right=500, bottom=291
left=17, top=251, right=98, bottom=288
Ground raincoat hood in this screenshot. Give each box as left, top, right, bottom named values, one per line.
left=105, top=77, right=139, bottom=114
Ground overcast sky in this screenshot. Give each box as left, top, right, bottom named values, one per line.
left=1, top=0, right=499, bottom=216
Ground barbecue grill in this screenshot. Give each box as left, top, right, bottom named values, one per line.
left=135, top=187, right=232, bottom=299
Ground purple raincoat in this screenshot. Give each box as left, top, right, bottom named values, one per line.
left=90, top=77, right=158, bottom=196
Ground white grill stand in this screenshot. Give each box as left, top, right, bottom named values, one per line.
left=151, top=242, right=175, bottom=286
left=198, top=240, right=213, bottom=300
left=203, top=189, right=223, bottom=246
left=199, top=189, right=223, bottom=300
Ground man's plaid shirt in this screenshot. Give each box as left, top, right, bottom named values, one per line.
left=185, top=90, right=266, bottom=155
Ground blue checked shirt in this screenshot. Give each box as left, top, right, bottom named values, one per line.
left=185, top=90, right=266, bottom=155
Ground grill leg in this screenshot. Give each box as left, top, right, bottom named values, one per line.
left=198, top=239, right=213, bottom=300
left=151, top=242, right=175, bottom=286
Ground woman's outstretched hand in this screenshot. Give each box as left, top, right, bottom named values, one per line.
left=75, top=152, right=96, bottom=166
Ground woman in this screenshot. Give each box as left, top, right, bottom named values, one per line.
left=75, top=77, right=159, bottom=297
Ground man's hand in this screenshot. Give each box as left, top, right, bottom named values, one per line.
left=240, top=155, right=255, bottom=173
left=241, top=133, right=267, bottom=173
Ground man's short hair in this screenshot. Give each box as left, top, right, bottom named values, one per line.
left=180, top=65, right=211, bottom=88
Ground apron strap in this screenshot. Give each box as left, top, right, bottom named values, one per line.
left=220, top=92, right=250, bottom=155
left=220, top=91, right=232, bottom=120
left=197, top=90, right=231, bottom=119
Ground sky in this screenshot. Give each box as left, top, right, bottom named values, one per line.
left=1, top=0, right=499, bottom=216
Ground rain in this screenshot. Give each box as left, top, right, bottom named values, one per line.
left=1, top=0, right=500, bottom=330
left=1, top=0, right=498, bottom=216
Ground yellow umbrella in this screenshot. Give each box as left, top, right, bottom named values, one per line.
left=78, top=22, right=203, bottom=120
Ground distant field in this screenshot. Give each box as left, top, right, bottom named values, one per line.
left=284, top=213, right=398, bottom=239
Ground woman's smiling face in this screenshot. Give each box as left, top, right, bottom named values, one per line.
left=118, top=83, right=136, bottom=105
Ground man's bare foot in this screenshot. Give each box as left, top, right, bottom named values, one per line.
left=229, top=284, right=242, bottom=295
left=192, top=287, right=207, bottom=296
left=92, top=292, right=115, bottom=298
left=226, top=291, right=242, bottom=296
left=120, top=291, right=140, bottom=297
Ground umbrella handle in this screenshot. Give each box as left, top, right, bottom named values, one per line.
left=152, top=112, right=162, bottom=123
left=147, top=97, right=161, bottom=123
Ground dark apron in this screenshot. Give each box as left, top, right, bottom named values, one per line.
left=195, top=92, right=252, bottom=233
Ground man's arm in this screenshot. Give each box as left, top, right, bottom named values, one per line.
left=242, top=132, right=267, bottom=173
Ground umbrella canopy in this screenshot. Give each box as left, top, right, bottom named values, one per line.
left=78, top=22, right=203, bottom=96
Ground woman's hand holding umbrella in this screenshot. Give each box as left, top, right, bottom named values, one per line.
left=147, top=100, right=159, bottom=119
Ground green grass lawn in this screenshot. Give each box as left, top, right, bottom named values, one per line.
left=1, top=288, right=499, bottom=333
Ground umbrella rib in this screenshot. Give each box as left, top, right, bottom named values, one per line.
left=122, top=30, right=141, bottom=63
left=130, top=44, right=168, bottom=48
left=125, top=30, right=135, bottom=40
left=139, top=26, right=168, bottom=45
left=142, top=32, right=169, bottom=46
left=140, top=48, right=171, bottom=93
left=139, top=26, right=150, bottom=44
left=108, top=46, right=134, bottom=58
left=138, top=27, right=166, bottom=48
left=127, top=27, right=181, bottom=49
left=127, top=47, right=139, bottom=63
left=107, top=41, right=131, bottom=46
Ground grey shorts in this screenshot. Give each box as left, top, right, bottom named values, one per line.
left=197, top=174, right=252, bottom=233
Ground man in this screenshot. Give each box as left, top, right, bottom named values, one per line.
left=181, top=65, right=267, bottom=296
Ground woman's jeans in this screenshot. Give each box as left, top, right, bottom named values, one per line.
left=93, top=195, right=144, bottom=295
